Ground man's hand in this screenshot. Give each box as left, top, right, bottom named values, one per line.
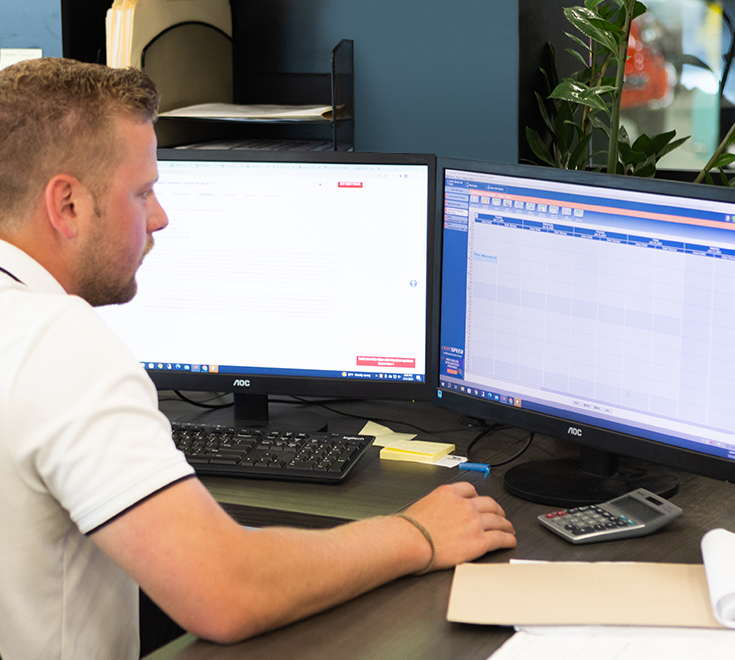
left=401, top=482, right=516, bottom=572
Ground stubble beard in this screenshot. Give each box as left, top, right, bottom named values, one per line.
left=76, top=234, right=155, bottom=308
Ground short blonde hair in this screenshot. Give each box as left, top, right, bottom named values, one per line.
left=0, top=58, right=159, bottom=230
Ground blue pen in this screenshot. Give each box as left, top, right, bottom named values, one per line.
left=459, top=462, right=490, bottom=478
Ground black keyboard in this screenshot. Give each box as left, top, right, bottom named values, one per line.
left=172, top=422, right=374, bottom=483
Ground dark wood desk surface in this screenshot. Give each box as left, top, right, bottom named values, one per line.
left=147, top=395, right=735, bottom=660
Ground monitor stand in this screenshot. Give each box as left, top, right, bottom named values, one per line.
left=233, top=393, right=328, bottom=433
left=503, top=446, right=679, bottom=508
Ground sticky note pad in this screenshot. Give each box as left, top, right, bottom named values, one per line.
left=380, top=440, right=455, bottom=464
left=359, top=421, right=416, bottom=447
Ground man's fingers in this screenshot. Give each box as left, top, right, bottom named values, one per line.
left=478, top=512, right=516, bottom=535
left=484, top=529, right=518, bottom=550
left=447, top=481, right=480, bottom=499
left=469, top=494, right=509, bottom=519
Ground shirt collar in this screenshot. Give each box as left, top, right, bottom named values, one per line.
left=0, top=239, right=67, bottom=295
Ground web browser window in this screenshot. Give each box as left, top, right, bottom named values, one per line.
left=98, top=159, right=430, bottom=384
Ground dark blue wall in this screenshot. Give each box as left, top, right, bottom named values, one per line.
left=234, top=0, right=519, bottom=161
left=309, top=0, right=519, bottom=161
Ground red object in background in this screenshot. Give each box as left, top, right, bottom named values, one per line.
left=621, top=19, right=674, bottom=110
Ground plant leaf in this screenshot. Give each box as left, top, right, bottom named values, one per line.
left=569, top=132, right=593, bottom=170
left=550, top=80, right=613, bottom=114
left=618, top=141, right=647, bottom=164
left=554, top=101, right=576, bottom=155
left=546, top=42, right=560, bottom=90
left=526, top=127, right=557, bottom=167
left=713, top=152, right=735, bottom=168
left=534, top=91, right=555, bottom=132
left=633, top=162, right=657, bottom=177
left=648, top=130, right=677, bottom=153
left=567, top=48, right=592, bottom=69
left=565, top=33, right=593, bottom=53
left=564, top=7, right=619, bottom=53
left=632, top=1, right=648, bottom=22
left=657, top=136, right=689, bottom=158
left=590, top=114, right=611, bottom=137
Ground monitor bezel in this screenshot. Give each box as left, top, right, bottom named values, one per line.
left=432, top=157, right=735, bottom=484
left=147, top=148, right=437, bottom=403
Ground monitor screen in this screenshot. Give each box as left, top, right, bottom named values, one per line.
left=97, top=150, right=435, bottom=429
left=434, top=159, right=735, bottom=506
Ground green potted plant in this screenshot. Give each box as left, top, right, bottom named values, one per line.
left=526, top=0, right=689, bottom=177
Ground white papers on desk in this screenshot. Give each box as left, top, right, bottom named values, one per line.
left=489, top=627, right=735, bottom=660
left=701, top=528, right=735, bottom=628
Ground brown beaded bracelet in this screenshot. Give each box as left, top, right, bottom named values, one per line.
left=396, top=513, right=436, bottom=575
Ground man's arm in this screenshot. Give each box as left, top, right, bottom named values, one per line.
left=91, top=477, right=516, bottom=644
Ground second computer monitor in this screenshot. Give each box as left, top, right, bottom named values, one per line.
left=435, top=158, right=735, bottom=505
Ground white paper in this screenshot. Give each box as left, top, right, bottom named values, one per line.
left=490, top=627, right=735, bottom=660
left=0, top=48, right=42, bottom=70
left=159, top=102, right=337, bottom=121
left=701, top=528, right=735, bottom=629
left=434, top=454, right=468, bottom=468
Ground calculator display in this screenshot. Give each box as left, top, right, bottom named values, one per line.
left=613, top=496, right=663, bottom=523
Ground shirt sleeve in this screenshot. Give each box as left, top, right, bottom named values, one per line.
left=7, top=294, right=194, bottom=534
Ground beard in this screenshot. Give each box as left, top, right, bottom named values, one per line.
left=76, top=234, right=154, bottom=308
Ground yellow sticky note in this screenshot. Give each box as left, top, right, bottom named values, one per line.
left=380, top=440, right=455, bottom=464
left=359, top=421, right=416, bottom=447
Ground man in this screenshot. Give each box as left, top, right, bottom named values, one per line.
left=0, top=58, right=516, bottom=660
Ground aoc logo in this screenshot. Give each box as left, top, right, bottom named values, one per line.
left=233, top=379, right=251, bottom=387
left=567, top=426, right=583, bottom=437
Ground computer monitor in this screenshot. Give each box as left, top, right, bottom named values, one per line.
left=434, top=158, right=735, bottom=506
left=96, top=149, right=435, bottom=429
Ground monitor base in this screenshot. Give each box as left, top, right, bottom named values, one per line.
left=503, top=456, right=679, bottom=508
left=233, top=393, right=328, bottom=433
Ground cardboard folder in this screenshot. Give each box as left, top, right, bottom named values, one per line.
left=447, top=561, right=724, bottom=629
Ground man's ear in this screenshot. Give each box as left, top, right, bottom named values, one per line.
left=43, top=174, right=94, bottom=240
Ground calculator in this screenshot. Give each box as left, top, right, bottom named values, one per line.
left=538, top=488, right=682, bottom=544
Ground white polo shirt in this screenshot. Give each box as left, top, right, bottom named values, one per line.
left=0, top=240, right=194, bottom=660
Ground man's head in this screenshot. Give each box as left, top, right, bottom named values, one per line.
left=0, top=58, right=159, bottom=232
left=0, top=58, right=167, bottom=306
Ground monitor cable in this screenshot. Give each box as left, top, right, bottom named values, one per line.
left=466, top=424, right=535, bottom=468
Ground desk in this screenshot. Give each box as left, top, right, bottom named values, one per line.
left=146, top=395, right=735, bottom=660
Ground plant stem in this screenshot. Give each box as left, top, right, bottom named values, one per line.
left=607, top=1, right=635, bottom=174
left=694, top=119, right=735, bottom=183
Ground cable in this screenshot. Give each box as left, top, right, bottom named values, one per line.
left=487, top=433, right=535, bottom=468
left=292, top=397, right=475, bottom=436
left=172, top=390, right=233, bottom=409
left=466, top=423, right=535, bottom=468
